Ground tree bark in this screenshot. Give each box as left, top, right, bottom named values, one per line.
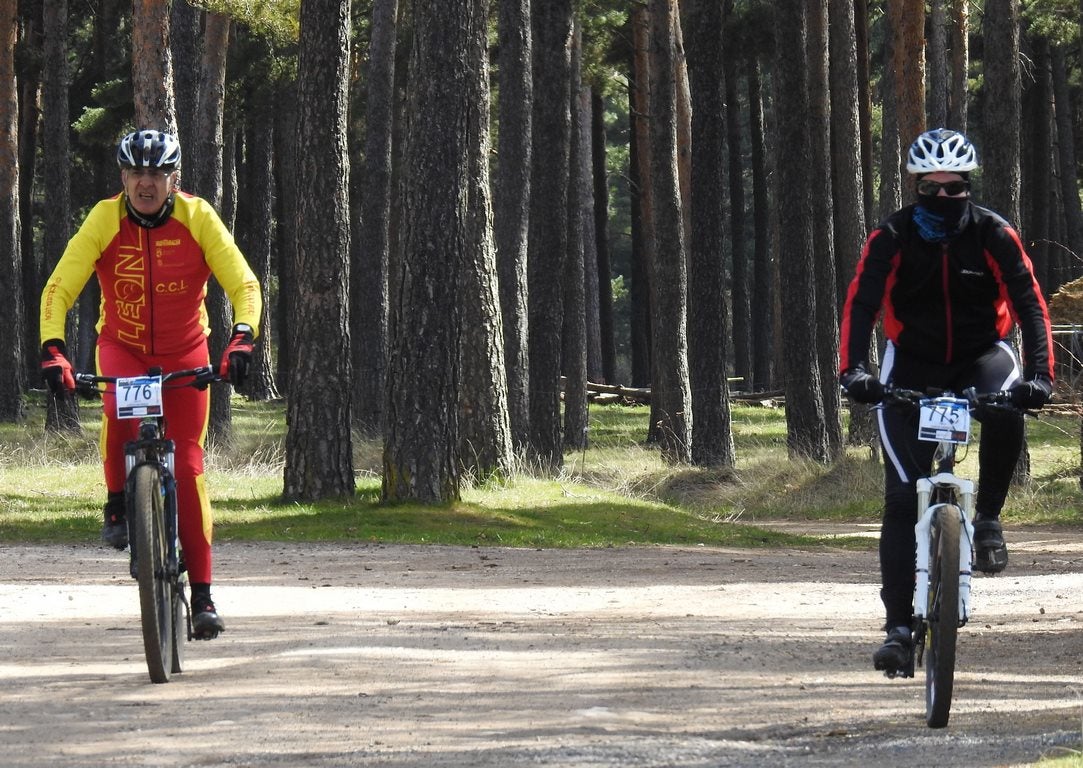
left=273, top=80, right=299, bottom=396
left=1051, top=44, right=1083, bottom=282
left=42, top=0, right=79, bottom=431
left=982, top=0, right=1021, bottom=225
left=285, top=0, right=355, bottom=501
left=878, top=9, right=901, bottom=218
left=648, top=0, right=692, bottom=464
left=132, top=0, right=177, bottom=132
left=949, top=0, right=969, bottom=131
left=458, top=0, right=513, bottom=479
left=526, top=0, right=573, bottom=472
left=17, top=0, right=41, bottom=379
left=591, top=91, right=617, bottom=384
left=0, top=0, right=24, bottom=420
left=854, top=0, right=875, bottom=228
left=188, top=14, right=234, bottom=444
left=562, top=23, right=589, bottom=453
left=829, top=0, right=876, bottom=446
left=352, top=0, right=398, bottom=435
left=889, top=0, right=926, bottom=191
left=385, top=0, right=491, bottom=501
left=1021, top=36, right=1053, bottom=294
left=685, top=0, right=734, bottom=467
left=927, top=0, right=948, bottom=127
left=630, top=5, right=655, bottom=399
left=982, top=0, right=1028, bottom=482
left=170, top=0, right=201, bottom=155
left=747, top=52, right=774, bottom=393
left=494, top=0, right=532, bottom=450
left=722, top=0, right=750, bottom=391
left=808, top=0, right=843, bottom=460
left=774, top=0, right=828, bottom=460
left=579, top=87, right=603, bottom=386
left=235, top=111, right=279, bottom=402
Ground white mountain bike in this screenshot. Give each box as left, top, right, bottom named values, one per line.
left=880, top=385, right=1018, bottom=728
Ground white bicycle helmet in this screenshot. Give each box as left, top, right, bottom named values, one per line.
left=906, top=128, right=977, bottom=174
left=117, top=130, right=182, bottom=170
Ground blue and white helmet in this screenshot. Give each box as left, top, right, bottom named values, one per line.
left=117, top=130, right=182, bottom=171
left=906, top=129, right=978, bottom=174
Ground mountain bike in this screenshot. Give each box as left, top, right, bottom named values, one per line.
left=75, top=365, right=221, bottom=684
left=880, top=385, right=1018, bottom=728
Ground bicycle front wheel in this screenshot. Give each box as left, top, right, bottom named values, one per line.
left=131, top=464, right=174, bottom=684
left=925, top=504, right=961, bottom=728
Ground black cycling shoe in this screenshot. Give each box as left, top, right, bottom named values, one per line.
left=873, top=626, right=913, bottom=678
left=101, top=492, right=128, bottom=551
left=973, top=517, right=1008, bottom=574
left=191, top=593, right=225, bottom=640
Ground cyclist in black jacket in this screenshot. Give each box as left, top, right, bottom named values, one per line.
left=838, top=129, right=1054, bottom=676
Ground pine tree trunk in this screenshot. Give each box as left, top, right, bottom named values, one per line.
left=235, top=113, right=278, bottom=402
left=131, top=0, right=177, bottom=132
left=458, top=0, right=512, bottom=479
left=648, top=0, right=692, bottom=464
left=808, top=0, right=843, bottom=460
left=949, top=0, right=969, bottom=132
left=591, top=92, right=617, bottom=385
left=563, top=24, right=589, bottom=453
left=352, top=0, right=398, bottom=435
left=775, top=0, right=828, bottom=460
left=685, top=0, right=734, bottom=467
left=526, top=0, right=573, bottom=472
left=0, top=0, right=24, bottom=421
left=284, top=0, right=354, bottom=501
left=747, top=53, right=774, bottom=392
left=42, top=0, right=79, bottom=431
left=494, top=0, right=532, bottom=450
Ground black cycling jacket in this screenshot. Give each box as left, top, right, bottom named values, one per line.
left=840, top=202, right=1054, bottom=382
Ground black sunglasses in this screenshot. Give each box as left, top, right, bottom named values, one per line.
left=917, top=179, right=970, bottom=197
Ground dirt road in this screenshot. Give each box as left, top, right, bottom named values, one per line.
left=1, top=528, right=1081, bottom=767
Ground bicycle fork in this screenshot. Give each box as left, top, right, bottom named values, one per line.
left=911, top=474, right=976, bottom=666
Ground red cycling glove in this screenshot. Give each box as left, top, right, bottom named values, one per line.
left=41, top=339, right=76, bottom=395
left=219, top=324, right=255, bottom=386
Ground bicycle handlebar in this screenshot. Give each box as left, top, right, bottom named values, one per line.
left=72, top=366, right=223, bottom=394
left=880, top=385, right=1017, bottom=409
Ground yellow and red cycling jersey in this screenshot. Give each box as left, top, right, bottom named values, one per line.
left=40, top=191, right=261, bottom=351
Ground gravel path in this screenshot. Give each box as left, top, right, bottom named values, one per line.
left=1, top=530, right=1081, bottom=767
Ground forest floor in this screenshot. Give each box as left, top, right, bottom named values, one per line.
left=1, top=526, right=1082, bottom=767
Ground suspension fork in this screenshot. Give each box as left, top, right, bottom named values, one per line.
left=913, top=474, right=976, bottom=626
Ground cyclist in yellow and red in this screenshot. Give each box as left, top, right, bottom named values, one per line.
left=40, top=130, right=261, bottom=639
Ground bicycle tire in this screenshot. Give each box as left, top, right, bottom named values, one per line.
left=925, top=504, right=961, bottom=728
left=132, top=464, right=173, bottom=683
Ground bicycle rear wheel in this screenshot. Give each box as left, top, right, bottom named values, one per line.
left=131, top=464, right=174, bottom=683
left=925, top=504, right=961, bottom=728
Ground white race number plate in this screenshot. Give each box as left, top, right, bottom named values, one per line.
left=115, top=375, right=163, bottom=419
left=917, top=399, right=970, bottom=444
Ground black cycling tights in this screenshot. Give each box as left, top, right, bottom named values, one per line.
left=876, top=341, right=1025, bottom=628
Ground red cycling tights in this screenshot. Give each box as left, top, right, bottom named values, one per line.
left=97, top=338, right=214, bottom=584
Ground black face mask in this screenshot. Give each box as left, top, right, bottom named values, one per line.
left=914, top=193, right=970, bottom=242
left=917, top=193, right=969, bottom=229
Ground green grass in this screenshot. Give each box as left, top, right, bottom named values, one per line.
left=2, top=392, right=1081, bottom=548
